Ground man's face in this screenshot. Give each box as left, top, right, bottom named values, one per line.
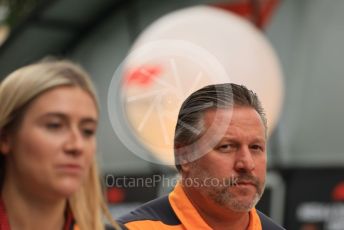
left=185, top=106, right=267, bottom=212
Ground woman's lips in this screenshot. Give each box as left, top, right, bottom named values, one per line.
left=56, top=164, right=83, bottom=174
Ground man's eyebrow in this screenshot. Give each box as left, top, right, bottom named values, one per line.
left=218, top=136, right=239, bottom=142
left=219, top=136, right=266, bottom=142
left=251, top=137, right=266, bottom=143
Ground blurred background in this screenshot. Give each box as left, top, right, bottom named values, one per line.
left=1, top=0, right=344, bottom=229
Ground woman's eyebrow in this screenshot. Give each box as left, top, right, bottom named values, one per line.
left=39, top=112, right=98, bottom=124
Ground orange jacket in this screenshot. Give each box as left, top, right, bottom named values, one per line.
left=118, top=184, right=284, bottom=230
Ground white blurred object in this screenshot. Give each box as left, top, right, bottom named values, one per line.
left=113, top=5, right=284, bottom=166
left=0, top=5, right=9, bottom=46
left=118, top=40, right=230, bottom=165
left=0, top=5, right=8, bottom=22
left=0, top=25, right=9, bottom=46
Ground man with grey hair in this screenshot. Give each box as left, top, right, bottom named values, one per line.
left=118, top=83, right=285, bottom=230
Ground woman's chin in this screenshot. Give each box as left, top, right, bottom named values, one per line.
left=54, top=178, right=83, bottom=197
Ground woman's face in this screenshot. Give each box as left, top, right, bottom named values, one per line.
left=3, top=86, right=98, bottom=199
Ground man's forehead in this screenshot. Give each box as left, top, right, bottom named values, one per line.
left=202, top=107, right=266, bottom=133
left=203, top=106, right=256, bottom=119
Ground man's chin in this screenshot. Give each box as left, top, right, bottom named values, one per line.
left=227, top=203, right=253, bottom=212
left=221, top=193, right=260, bottom=213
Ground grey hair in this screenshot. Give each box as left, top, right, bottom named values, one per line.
left=174, top=83, right=267, bottom=171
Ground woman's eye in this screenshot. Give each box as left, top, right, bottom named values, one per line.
left=46, top=122, right=63, bottom=130
left=82, top=128, right=95, bottom=137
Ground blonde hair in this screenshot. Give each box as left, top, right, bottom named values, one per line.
left=0, top=59, right=121, bottom=230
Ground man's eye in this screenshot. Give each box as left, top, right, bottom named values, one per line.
left=217, top=144, right=233, bottom=152
left=251, top=144, right=263, bottom=151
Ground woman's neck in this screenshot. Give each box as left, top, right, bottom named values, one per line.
left=1, top=176, right=67, bottom=230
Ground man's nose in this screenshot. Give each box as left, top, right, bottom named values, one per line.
left=234, top=146, right=255, bottom=172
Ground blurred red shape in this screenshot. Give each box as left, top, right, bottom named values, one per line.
left=213, top=0, right=280, bottom=29
left=332, top=182, right=344, bottom=201
left=107, top=187, right=125, bottom=204
left=125, top=65, right=162, bottom=86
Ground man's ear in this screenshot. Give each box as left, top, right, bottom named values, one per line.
left=0, top=131, right=11, bottom=155
left=175, top=146, right=193, bottom=173
left=180, top=161, right=192, bottom=173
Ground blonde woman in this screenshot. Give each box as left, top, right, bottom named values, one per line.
left=0, top=60, right=121, bottom=230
